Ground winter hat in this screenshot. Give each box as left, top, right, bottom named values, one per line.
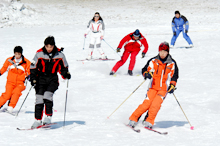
left=14, top=46, right=23, bottom=54
left=175, top=11, right=180, bottom=15
left=44, top=36, right=55, bottom=46
left=133, top=29, right=141, bottom=37
left=159, top=42, right=169, bottom=53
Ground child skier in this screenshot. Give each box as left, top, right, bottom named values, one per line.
left=110, top=29, right=148, bottom=76
left=30, top=36, right=71, bottom=129
left=129, top=42, right=179, bottom=128
left=0, top=46, right=31, bottom=113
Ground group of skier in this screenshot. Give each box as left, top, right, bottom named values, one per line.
left=0, top=10, right=191, bottom=129
left=0, top=36, right=71, bottom=129
left=83, top=11, right=184, bottom=129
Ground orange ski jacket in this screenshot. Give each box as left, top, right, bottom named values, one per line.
left=142, top=54, right=179, bottom=91
left=0, top=56, right=31, bottom=85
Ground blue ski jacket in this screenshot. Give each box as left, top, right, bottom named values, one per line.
left=172, top=15, right=189, bottom=32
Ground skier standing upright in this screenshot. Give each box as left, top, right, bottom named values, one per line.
left=129, top=42, right=179, bottom=128
left=110, top=29, right=148, bottom=76
left=30, top=36, right=71, bottom=128
left=170, top=11, right=193, bottom=48
left=84, top=12, right=107, bottom=60
left=0, top=46, right=31, bottom=113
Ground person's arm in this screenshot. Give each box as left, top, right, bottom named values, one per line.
left=117, top=33, right=132, bottom=49
left=0, top=57, right=10, bottom=76
left=181, top=15, right=189, bottom=31
left=172, top=17, right=176, bottom=33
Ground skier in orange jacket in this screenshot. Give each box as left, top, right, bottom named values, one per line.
left=0, top=46, right=31, bottom=113
left=128, top=42, right=179, bottom=128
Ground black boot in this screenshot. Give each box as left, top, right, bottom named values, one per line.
left=110, top=71, right=115, bottom=75
left=128, top=70, right=133, bottom=76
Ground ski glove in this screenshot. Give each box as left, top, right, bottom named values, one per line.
left=116, top=48, right=121, bottom=53
left=84, top=34, right=87, bottom=38
left=26, top=75, right=30, bottom=81
left=167, top=84, right=175, bottom=93
left=143, top=71, right=153, bottom=80
left=31, top=80, right=37, bottom=87
left=100, top=36, right=104, bottom=40
left=185, top=30, right=188, bottom=34
left=141, top=52, right=146, bottom=58
left=173, top=32, right=176, bottom=36
left=64, top=72, right=71, bottom=79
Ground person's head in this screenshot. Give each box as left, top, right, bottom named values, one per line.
left=175, top=11, right=180, bottom=18
left=133, top=29, right=141, bottom=40
left=44, top=36, right=55, bottom=53
left=158, top=42, right=169, bottom=59
left=94, top=12, right=100, bottom=21
left=14, top=46, right=23, bottom=59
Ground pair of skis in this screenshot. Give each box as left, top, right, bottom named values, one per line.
left=17, top=123, right=57, bottom=130
left=125, top=124, right=168, bottom=135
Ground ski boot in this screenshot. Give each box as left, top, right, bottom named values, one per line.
left=31, top=120, right=42, bottom=129
left=43, top=116, right=52, bottom=125
left=128, top=70, right=133, bottom=76
left=128, top=120, right=137, bottom=128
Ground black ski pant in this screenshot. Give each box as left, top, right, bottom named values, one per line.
left=34, top=75, right=59, bottom=120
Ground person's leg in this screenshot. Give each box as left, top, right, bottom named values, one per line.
left=183, top=31, right=193, bottom=45
left=96, top=36, right=106, bottom=59
left=111, top=50, right=130, bottom=73
left=8, top=84, right=25, bottom=108
left=129, top=89, right=157, bottom=122
left=42, top=76, right=59, bottom=124
left=0, top=83, right=14, bottom=108
left=171, top=30, right=181, bottom=46
left=128, top=51, right=139, bottom=72
left=145, top=90, right=167, bottom=125
left=87, top=35, right=96, bottom=59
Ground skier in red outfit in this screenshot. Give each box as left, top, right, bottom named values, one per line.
left=110, top=29, right=148, bottom=76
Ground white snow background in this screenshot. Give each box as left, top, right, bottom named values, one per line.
left=0, top=0, right=220, bottom=145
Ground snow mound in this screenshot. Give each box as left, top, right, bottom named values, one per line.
left=0, top=0, right=35, bottom=28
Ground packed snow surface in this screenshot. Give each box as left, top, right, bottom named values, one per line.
left=0, top=0, right=220, bottom=146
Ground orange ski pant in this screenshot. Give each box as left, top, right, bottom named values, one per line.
left=129, top=89, right=167, bottom=125
left=0, top=83, right=25, bottom=108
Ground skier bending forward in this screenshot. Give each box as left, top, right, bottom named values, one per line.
left=129, top=42, right=179, bottom=128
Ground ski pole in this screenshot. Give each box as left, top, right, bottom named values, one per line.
left=107, top=79, right=146, bottom=119
left=103, top=39, right=121, bottom=57
left=15, top=86, right=33, bottom=118
left=63, top=79, right=69, bottom=128
left=173, top=93, right=194, bottom=130
left=83, top=37, right=86, bottom=50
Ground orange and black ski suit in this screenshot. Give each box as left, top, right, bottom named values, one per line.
left=129, top=54, right=179, bottom=125
left=0, top=56, right=31, bottom=108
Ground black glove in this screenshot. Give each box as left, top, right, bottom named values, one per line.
left=185, top=30, right=188, bottom=34
left=173, top=32, right=176, bottom=36
left=116, top=48, right=121, bottom=53
left=64, top=72, right=71, bottom=79
left=31, top=80, right=37, bottom=86
left=143, top=71, right=153, bottom=80
left=141, top=52, right=146, bottom=58
left=167, top=84, right=175, bottom=93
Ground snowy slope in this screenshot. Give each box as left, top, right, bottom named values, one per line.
left=0, top=0, right=220, bottom=146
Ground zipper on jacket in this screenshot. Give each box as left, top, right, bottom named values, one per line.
left=160, top=70, right=164, bottom=87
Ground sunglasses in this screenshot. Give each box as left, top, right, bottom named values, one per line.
left=94, top=16, right=99, bottom=18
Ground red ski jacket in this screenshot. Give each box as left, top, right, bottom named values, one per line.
left=117, top=33, right=148, bottom=53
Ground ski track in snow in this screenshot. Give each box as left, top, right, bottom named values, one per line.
left=0, top=0, right=220, bottom=146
